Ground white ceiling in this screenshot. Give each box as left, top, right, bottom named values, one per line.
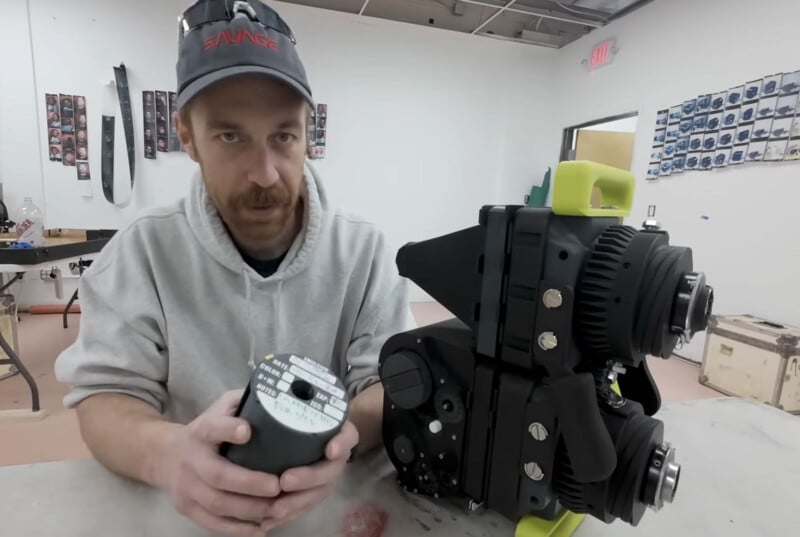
left=275, top=0, right=653, bottom=48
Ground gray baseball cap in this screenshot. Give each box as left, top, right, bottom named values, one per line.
left=176, top=0, right=313, bottom=110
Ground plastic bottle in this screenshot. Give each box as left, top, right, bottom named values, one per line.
left=15, top=197, right=45, bottom=247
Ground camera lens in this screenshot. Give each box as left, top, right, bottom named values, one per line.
left=643, top=443, right=681, bottom=511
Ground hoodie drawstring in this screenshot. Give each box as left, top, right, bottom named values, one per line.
left=243, top=268, right=256, bottom=369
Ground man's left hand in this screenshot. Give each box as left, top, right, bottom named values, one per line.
left=259, top=420, right=359, bottom=532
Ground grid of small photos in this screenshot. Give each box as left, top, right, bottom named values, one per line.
left=648, top=70, right=800, bottom=179
left=142, top=90, right=182, bottom=159
left=309, top=103, right=327, bottom=159
left=45, top=93, right=91, bottom=181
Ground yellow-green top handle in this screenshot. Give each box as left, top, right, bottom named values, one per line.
left=551, top=160, right=635, bottom=217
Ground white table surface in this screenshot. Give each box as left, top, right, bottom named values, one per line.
left=1, top=397, right=798, bottom=537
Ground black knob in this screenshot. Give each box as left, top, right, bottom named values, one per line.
left=381, top=350, right=432, bottom=410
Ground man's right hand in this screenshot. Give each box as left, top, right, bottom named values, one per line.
left=159, top=389, right=281, bottom=537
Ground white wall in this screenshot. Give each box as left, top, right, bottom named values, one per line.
left=551, top=0, right=800, bottom=360
left=0, top=0, right=559, bottom=305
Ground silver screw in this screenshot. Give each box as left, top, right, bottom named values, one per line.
left=529, top=422, right=548, bottom=441
left=429, top=420, right=443, bottom=434
left=524, top=462, right=545, bottom=481
left=538, top=332, right=558, bottom=351
left=543, top=289, right=563, bottom=309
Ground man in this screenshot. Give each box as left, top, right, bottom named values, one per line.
left=54, top=1, right=415, bottom=536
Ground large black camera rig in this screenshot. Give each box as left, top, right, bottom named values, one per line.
left=378, top=162, right=713, bottom=527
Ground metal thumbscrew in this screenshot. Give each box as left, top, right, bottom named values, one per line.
left=524, top=462, right=545, bottom=481
left=529, top=422, right=549, bottom=441
left=543, top=289, right=563, bottom=309
left=538, top=332, right=558, bottom=351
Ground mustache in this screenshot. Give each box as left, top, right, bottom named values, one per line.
left=237, top=185, right=291, bottom=208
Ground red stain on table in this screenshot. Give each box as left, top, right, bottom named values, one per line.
left=341, top=503, right=389, bottom=537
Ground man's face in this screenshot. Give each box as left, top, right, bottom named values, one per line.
left=176, top=74, right=309, bottom=255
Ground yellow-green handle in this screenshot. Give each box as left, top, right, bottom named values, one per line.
left=516, top=510, right=586, bottom=537
left=551, top=160, right=635, bottom=217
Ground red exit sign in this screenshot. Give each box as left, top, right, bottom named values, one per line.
left=587, top=38, right=617, bottom=70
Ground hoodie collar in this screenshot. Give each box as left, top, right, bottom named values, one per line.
left=185, top=162, right=326, bottom=281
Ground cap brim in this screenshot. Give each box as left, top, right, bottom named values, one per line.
left=177, top=65, right=314, bottom=110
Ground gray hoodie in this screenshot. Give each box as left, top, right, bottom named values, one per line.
left=55, top=163, right=416, bottom=424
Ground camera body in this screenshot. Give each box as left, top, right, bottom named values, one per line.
left=379, top=162, right=712, bottom=527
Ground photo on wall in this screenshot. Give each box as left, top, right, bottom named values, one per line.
left=752, top=118, right=773, bottom=140
left=775, top=93, right=798, bottom=117
left=770, top=117, right=793, bottom=138
left=659, top=159, right=672, bottom=176
left=726, top=85, right=744, bottom=107
left=703, top=131, right=718, bottom=152
left=45, top=93, right=62, bottom=161
left=681, top=98, right=696, bottom=118
left=685, top=153, right=700, bottom=170
left=785, top=138, right=800, bottom=160
left=665, top=123, right=679, bottom=142
left=735, top=123, right=752, bottom=145
left=744, top=79, right=762, bottom=102
left=59, top=94, right=74, bottom=135
left=713, top=148, right=730, bottom=168
left=696, top=94, right=711, bottom=114
left=730, top=145, right=747, bottom=164
left=761, top=74, right=782, bottom=97
left=792, top=116, right=800, bottom=138
left=780, top=70, right=800, bottom=94
left=710, top=91, right=726, bottom=111
left=143, top=91, right=156, bottom=160
left=707, top=111, right=722, bottom=131
left=676, top=136, right=689, bottom=155
left=169, top=92, right=181, bottom=152
left=700, top=151, right=714, bottom=170
left=672, top=155, right=686, bottom=174
left=693, top=113, right=708, bottom=132
left=746, top=140, right=767, bottom=161
left=156, top=90, right=168, bottom=153
left=722, top=107, right=740, bottom=128
left=740, top=101, right=758, bottom=123
left=756, top=95, right=778, bottom=119
left=765, top=139, right=788, bottom=161
left=653, top=128, right=666, bottom=146
left=74, top=94, right=88, bottom=176
left=62, top=134, right=76, bottom=167
left=689, top=132, right=704, bottom=151
left=718, top=128, right=735, bottom=148
left=77, top=161, right=91, bottom=181
left=655, top=109, right=668, bottom=127
left=679, top=118, right=693, bottom=135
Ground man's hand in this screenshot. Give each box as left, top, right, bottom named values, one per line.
left=159, top=390, right=282, bottom=537
left=257, top=421, right=360, bottom=532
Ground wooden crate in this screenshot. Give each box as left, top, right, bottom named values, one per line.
left=700, top=314, right=800, bottom=413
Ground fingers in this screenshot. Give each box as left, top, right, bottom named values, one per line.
left=206, top=389, right=246, bottom=417
left=182, top=499, right=267, bottom=537
left=325, top=421, right=359, bottom=461
left=193, top=483, right=276, bottom=522
left=280, top=457, right=347, bottom=493
left=260, top=484, right=336, bottom=531
left=195, top=454, right=281, bottom=498
left=192, top=414, right=251, bottom=446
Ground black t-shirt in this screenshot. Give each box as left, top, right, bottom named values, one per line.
left=239, top=249, right=287, bottom=278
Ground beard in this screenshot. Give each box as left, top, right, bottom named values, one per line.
left=219, top=181, right=301, bottom=249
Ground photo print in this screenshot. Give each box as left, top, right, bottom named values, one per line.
left=672, top=155, right=686, bottom=174
left=663, top=141, right=677, bottom=158
left=770, top=117, right=793, bottom=139
left=685, top=153, right=700, bottom=170
left=676, top=136, right=689, bottom=155
left=689, top=133, right=705, bottom=152
left=780, top=70, right=800, bottom=94
left=702, top=131, right=718, bottom=152
left=59, top=93, right=74, bottom=132
left=654, top=128, right=666, bottom=145
left=713, top=148, right=730, bottom=168
left=700, top=151, right=714, bottom=170
left=761, top=74, right=782, bottom=97
left=169, top=91, right=181, bottom=152
left=665, top=123, right=680, bottom=142
left=317, top=103, right=327, bottom=118
left=655, top=109, right=668, bottom=127
left=659, top=159, right=672, bottom=177
left=740, top=102, right=758, bottom=123
left=722, top=107, right=740, bottom=128
left=647, top=162, right=660, bottom=179
left=62, top=133, right=76, bottom=167
left=765, top=139, right=788, bottom=161
left=77, top=161, right=91, bottom=181
left=668, top=105, right=681, bottom=124
left=730, top=145, right=747, bottom=164
left=792, top=116, right=800, bottom=137
left=756, top=95, right=778, bottom=119
left=745, top=140, right=767, bottom=161
left=46, top=94, right=62, bottom=160
left=718, top=128, right=736, bottom=148
left=785, top=139, right=800, bottom=160
left=751, top=118, right=773, bottom=140
left=735, top=123, right=753, bottom=144
left=726, top=86, right=744, bottom=107
left=696, top=94, right=711, bottom=114
left=693, top=113, right=708, bottom=132
left=156, top=90, right=168, bottom=152
left=707, top=112, right=723, bottom=131
left=710, top=91, right=726, bottom=111
left=143, top=91, right=156, bottom=160
left=682, top=98, right=696, bottom=119
left=74, top=95, right=88, bottom=166
left=744, top=79, right=762, bottom=102
left=650, top=147, right=663, bottom=162
left=775, top=93, right=798, bottom=117
left=679, top=118, right=694, bottom=135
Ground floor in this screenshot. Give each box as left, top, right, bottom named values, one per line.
left=0, top=304, right=725, bottom=467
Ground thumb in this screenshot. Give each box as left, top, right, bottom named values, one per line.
left=206, top=389, right=246, bottom=417
left=192, top=414, right=251, bottom=447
